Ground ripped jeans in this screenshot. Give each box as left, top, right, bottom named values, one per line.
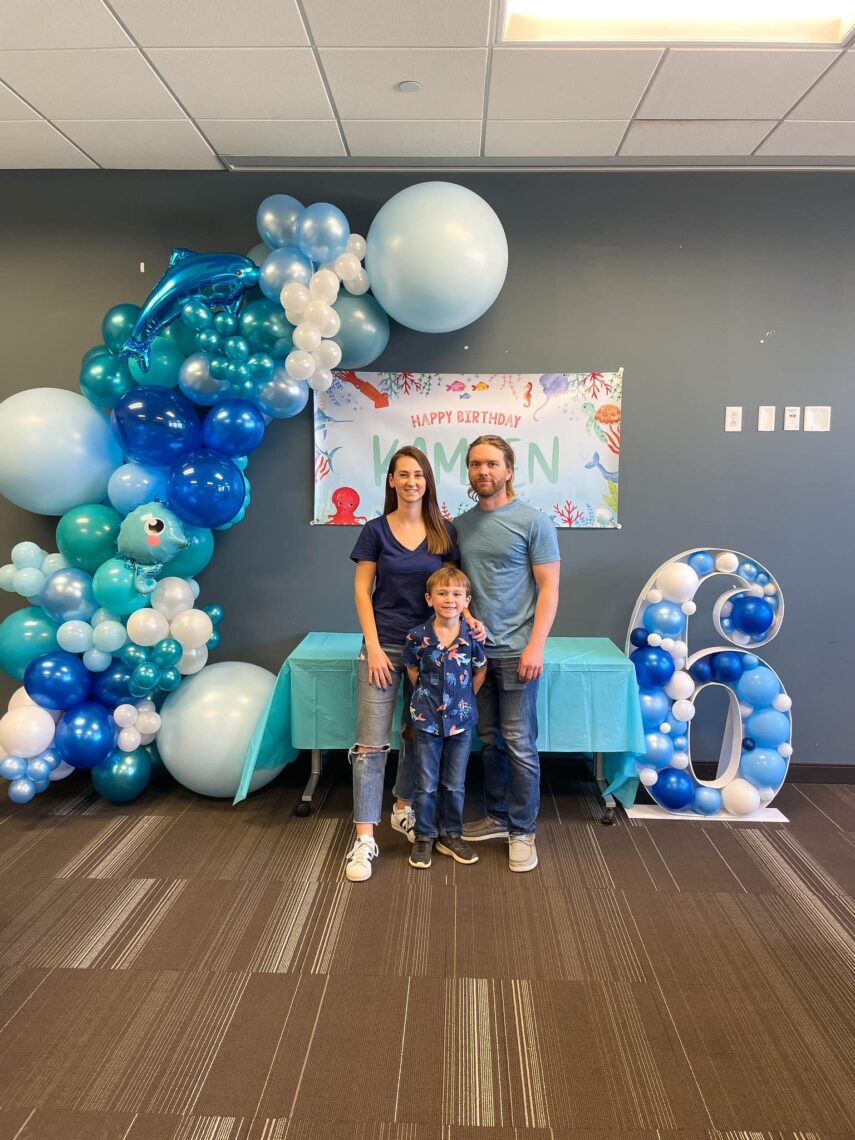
left=349, top=642, right=415, bottom=825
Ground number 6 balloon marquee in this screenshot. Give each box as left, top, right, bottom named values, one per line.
left=626, top=549, right=792, bottom=817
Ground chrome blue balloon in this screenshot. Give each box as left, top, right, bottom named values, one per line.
left=642, top=601, right=685, bottom=638
left=644, top=731, right=674, bottom=770
left=54, top=701, right=117, bottom=770
left=178, top=352, right=231, bottom=408
left=651, top=767, right=694, bottom=811
left=203, top=400, right=265, bottom=456
left=295, top=202, right=350, bottom=264
left=256, top=194, right=304, bottom=248
left=117, top=249, right=259, bottom=371
left=0, top=756, right=27, bottom=780
left=259, top=246, right=312, bottom=302
left=331, top=294, right=390, bottom=369
left=92, top=746, right=152, bottom=804
left=24, top=650, right=92, bottom=710
left=168, top=449, right=245, bottom=528
left=118, top=501, right=188, bottom=566
left=249, top=366, right=309, bottom=420
left=687, top=550, right=715, bottom=576
left=639, top=687, right=670, bottom=730
left=108, top=462, right=169, bottom=516
left=8, top=777, right=37, bottom=804
left=112, top=386, right=202, bottom=467
left=39, top=568, right=97, bottom=623
left=90, top=658, right=133, bottom=709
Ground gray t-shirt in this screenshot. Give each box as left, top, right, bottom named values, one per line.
left=455, top=499, right=560, bottom=657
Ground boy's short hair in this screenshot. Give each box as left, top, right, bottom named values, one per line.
left=426, top=565, right=471, bottom=596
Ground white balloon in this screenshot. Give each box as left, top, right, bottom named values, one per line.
left=136, top=709, right=161, bottom=735
left=8, top=687, right=37, bottom=711
left=722, top=777, right=761, bottom=816
left=738, top=702, right=753, bottom=719
left=749, top=583, right=765, bottom=598
left=177, top=645, right=208, bottom=675
left=638, top=766, right=659, bottom=787
left=126, top=607, right=170, bottom=647
left=764, top=583, right=777, bottom=596
left=777, top=743, right=793, bottom=758
left=280, top=282, right=309, bottom=314
left=671, top=752, right=689, bottom=770
left=715, top=551, right=739, bottom=573
left=118, top=726, right=141, bottom=752
left=285, top=350, right=316, bottom=382
left=139, top=732, right=156, bottom=746
left=672, top=698, right=696, bottom=722
left=758, top=786, right=776, bottom=804
left=314, top=339, right=342, bottom=370
left=720, top=601, right=733, bottom=617
left=308, top=269, right=339, bottom=304
left=292, top=322, right=322, bottom=353
left=646, top=588, right=663, bottom=604
left=344, top=269, right=370, bottom=295
left=321, top=309, right=341, bottom=337
left=659, top=722, right=671, bottom=733
left=665, top=671, right=694, bottom=700
left=655, top=562, right=699, bottom=604
left=672, top=640, right=688, bottom=660
left=308, top=369, right=333, bottom=393
left=660, top=637, right=675, bottom=652
left=681, top=601, right=697, bottom=615
left=91, top=619, right=127, bottom=653
left=151, top=577, right=195, bottom=622
left=114, top=703, right=139, bottom=728
left=284, top=308, right=305, bottom=326
left=347, top=233, right=367, bottom=258
left=334, top=252, right=362, bottom=282
left=170, top=608, right=213, bottom=651
left=136, top=699, right=156, bottom=713
left=647, top=633, right=662, bottom=647
left=0, top=705, right=55, bottom=758
left=303, top=300, right=334, bottom=329
left=773, top=693, right=792, bottom=711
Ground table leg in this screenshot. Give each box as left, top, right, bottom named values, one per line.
left=295, top=749, right=325, bottom=817
left=594, top=751, right=617, bottom=826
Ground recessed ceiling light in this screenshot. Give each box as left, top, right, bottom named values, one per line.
left=501, top=0, right=855, bottom=44
left=396, top=80, right=423, bottom=93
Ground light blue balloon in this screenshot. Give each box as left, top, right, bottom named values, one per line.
left=642, top=601, right=685, bottom=638
left=58, top=620, right=95, bottom=653
left=41, top=553, right=68, bottom=576
left=735, top=666, right=781, bottom=709
left=83, top=647, right=113, bottom=672
left=694, top=786, right=722, bottom=815
left=108, top=462, right=169, bottom=516
left=259, top=246, right=312, bottom=302
left=92, top=620, right=127, bottom=654
left=249, top=366, right=309, bottom=420
left=687, top=551, right=714, bottom=576
left=365, top=181, right=508, bottom=333
left=178, top=353, right=230, bottom=408
left=295, top=202, right=350, bottom=264
left=0, top=388, right=122, bottom=516
left=0, top=756, right=27, bottom=780
left=13, top=567, right=45, bottom=597
left=639, top=687, right=670, bottom=730
left=331, top=294, right=390, bottom=369
left=246, top=242, right=272, bottom=266
left=740, top=747, right=787, bottom=790
left=0, top=564, right=15, bottom=591
left=256, top=194, right=304, bottom=248
left=745, top=709, right=790, bottom=749
left=644, top=731, right=674, bottom=770
left=8, top=777, right=37, bottom=804
left=39, top=568, right=97, bottom=623
left=27, top=757, right=52, bottom=782
left=11, top=542, right=44, bottom=569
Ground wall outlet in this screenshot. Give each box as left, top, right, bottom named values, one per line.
left=725, top=406, right=742, bottom=432
left=804, top=406, right=831, bottom=431
left=783, top=406, right=801, bottom=431
left=758, top=405, right=776, bottom=431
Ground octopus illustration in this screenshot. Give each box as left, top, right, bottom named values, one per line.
left=328, top=486, right=367, bottom=525
left=522, top=382, right=533, bottom=407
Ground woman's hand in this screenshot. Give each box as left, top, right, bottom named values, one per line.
left=366, top=646, right=395, bottom=688
left=467, top=618, right=487, bottom=643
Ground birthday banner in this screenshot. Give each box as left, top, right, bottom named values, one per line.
left=313, top=370, right=622, bottom=528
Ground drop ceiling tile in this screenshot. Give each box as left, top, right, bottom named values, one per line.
left=302, top=0, right=491, bottom=47
left=622, top=119, right=776, bottom=156
left=485, top=119, right=625, bottom=156
left=320, top=48, right=486, bottom=119
left=0, top=0, right=130, bottom=49
left=488, top=48, right=662, bottom=120
left=343, top=119, right=481, bottom=157
left=0, top=121, right=96, bottom=167
left=54, top=119, right=222, bottom=168
left=756, top=120, right=855, bottom=155
left=148, top=48, right=332, bottom=119
left=0, top=49, right=182, bottom=120
left=0, top=81, right=38, bottom=120
left=199, top=119, right=345, bottom=156
left=639, top=49, right=835, bottom=120
left=790, top=52, right=855, bottom=120
left=110, top=0, right=308, bottom=48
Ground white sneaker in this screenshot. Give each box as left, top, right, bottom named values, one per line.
left=345, top=836, right=379, bottom=882
left=508, top=834, right=538, bottom=873
left=390, top=803, right=416, bottom=843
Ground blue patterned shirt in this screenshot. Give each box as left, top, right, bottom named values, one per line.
left=403, top=620, right=487, bottom=737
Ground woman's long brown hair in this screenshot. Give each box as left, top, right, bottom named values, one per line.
left=383, top=445, right=453, bottom=555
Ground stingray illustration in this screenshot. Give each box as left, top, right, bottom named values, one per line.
left=532, top=373, right=570, bottom=420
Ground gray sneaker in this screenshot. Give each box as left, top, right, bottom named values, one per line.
left=461, top=815, right=510, bottom=842
left=509, top=834, right=538, bottom=873
left=436, top=835, right=479, bottom=865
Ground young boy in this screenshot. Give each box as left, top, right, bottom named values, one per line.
left=402, top=566, right=487, bottom=869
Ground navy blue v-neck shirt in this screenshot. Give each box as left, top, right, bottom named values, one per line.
left=350, top=516, right=459, bottom=647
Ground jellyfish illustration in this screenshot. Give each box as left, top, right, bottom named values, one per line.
left=533, top=373, right=570, bottom=420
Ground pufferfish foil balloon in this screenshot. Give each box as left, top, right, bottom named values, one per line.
left=118, top=501, right=189, bottom=592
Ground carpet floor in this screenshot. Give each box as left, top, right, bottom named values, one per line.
left=1, top=755, right=854, bottom=1140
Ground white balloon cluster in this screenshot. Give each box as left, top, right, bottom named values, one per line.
left=280, top=234, right=368, bottom=393
left=113, top=699, right=161, bottom=752
left=127, top=577, right=213, bottom=676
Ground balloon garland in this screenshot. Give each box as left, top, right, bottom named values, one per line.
left=627, top=549, right=792, bottom=817
left=0, top=184, right=509, bottom=804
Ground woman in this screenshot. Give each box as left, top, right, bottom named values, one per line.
left=345, top=445, right=461, bottom=882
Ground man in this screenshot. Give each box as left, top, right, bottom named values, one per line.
left=455, top=435, right=560, bottom=872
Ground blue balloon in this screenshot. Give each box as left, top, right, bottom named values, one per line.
left=740, top=747, right=787, bottom=789
left=642, top=601, right=685, bottom=638
left=90, top=658, right=133, bottom=709
left=168, top=449, right=245, bottom=528
left=687, top=550, right=714, bottom=576
left=39, top=568, right=97, bottom=623
left=665, top=713, right=688, bottom=735
left=0, top=756, right=27, bottom=780
left=694, top=786, right=722, bottom=815
left=54, top=701, right=117, bottom=770
left=644, top=731, right=674, bottom=770
left=689, top=659, right=712, bottom=684
left=742, top=654, right=760, bottom=670
left=735, top=666, right=781, bottom=709
left=295, top=202, right=350, bottom=264
left=249, top=366, right=309, bottom=420
left=639, top=687, right=670, bottom=730
left=651, top=767, right=694, bottom=811
left=259, top=246, right=312, bottom=303
left=742, top=737, right=756, bottom=751
left=331, top=294, right=390, bottom=369
left=117, top=250, right=259, bottom=371
left=631, top=646, right=675, bottom=688
left=737, top=560, right=758, bottom=580
left=112, top=386, right=202, bottom=467
left=203, top=400, right=265, bottom=456
left=672, top=734, right=688, bottom=752
left=108, top=462, right=169, bottom=516
left=710, top=652, right=743, bottom=683
left=178, top=352, right=231, bottom=407
left=629, top=627, right=648, bottom=648
left=256, top=194, right=304, bottom=248
left=27, top=757, right=52, bottom=782
left=24, top=651, right=92, bottom=710
left=730, top=595, right=775, bottom=637
left=366, top=182, right=508, bottom=334
left=745, top=709, right=790, bottom=749
left=8, top=777, right=37, bottom=804
left=92, top=747, right=152, bottom=804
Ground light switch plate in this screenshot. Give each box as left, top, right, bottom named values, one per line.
left=725, top=406, right=742, bottom=432
left=758, top=406, right=775, bottom=431
left=783, top=406, right=801, bottom=431
left=804, top=405, right=831, bottom=432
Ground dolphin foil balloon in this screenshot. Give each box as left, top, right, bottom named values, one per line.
left=118, top=249, right=260, bottom=371
left=118, top=501, right=189, bottom=592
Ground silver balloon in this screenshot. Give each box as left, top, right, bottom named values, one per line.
left=178, top=353, right=229, bottom=407
left=250, top=365, right=309, bottom=420
left=39, top=568, right=97, bottom=623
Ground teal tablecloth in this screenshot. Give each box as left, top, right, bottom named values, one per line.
left=235, top=633, right=646, bottom=806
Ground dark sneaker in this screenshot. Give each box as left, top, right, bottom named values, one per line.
left=462, top=815, right=510, bottom=842
left=436, top=835, right=479, bottom=865
left=409, top=836, right=433, bottom=869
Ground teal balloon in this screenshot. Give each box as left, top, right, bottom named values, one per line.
left=129, top=336, right=184, bottom=388
left=0, top=606, right=60, bottom=681
left=331, top=294, right=390, bottom=368
left=239, top=299, right=293, bottom=351
left=92, top=557, right=149, bottom=616
left=161, top=318, right=199, bottom=356
left=80, top=352, right=134, bottom=408
left=121, top=643, right=149, bottom=667
left=92, top=747, right=152, bottom=803
left=166, top=524, right=214, bottom=578
left=159, top=666, right=181, bottom=692
left=151, top=638, right=182, bottom=667
left=131, top=661, right=161, bottom=695
left=102, top=304, right=141, bottom=354
left=56, top=503, right=122, bottom=573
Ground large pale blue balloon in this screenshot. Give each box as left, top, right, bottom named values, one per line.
left=259, top=246, right=312, bottom=302
left=331, top=294, right=390, bottom=369
left=0, top=389, right=122, bottom=515
left=365, top=181, right=508, bottom=333
left=256, top=194, right=304, bottom=248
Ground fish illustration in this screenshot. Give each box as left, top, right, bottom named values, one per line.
left=446, top=380, right=466, bottom=392
left=119, top=248, right=259, bottom=371
left=314, top=407, right=352, bottom=439
left=458, top=392, right=471, bottom=400
left=471, top=381, right=490, bottom=392
left=585, top=451, right=619, bottom=484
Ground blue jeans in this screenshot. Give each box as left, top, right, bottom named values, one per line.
left=476, top=657, right=540, bottom=835
left=350, top=642, right=414, bottom=825
left=412, top=729, right=472, bottom=839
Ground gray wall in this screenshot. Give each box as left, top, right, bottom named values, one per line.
left=1, top=171, right=853, bottom=764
